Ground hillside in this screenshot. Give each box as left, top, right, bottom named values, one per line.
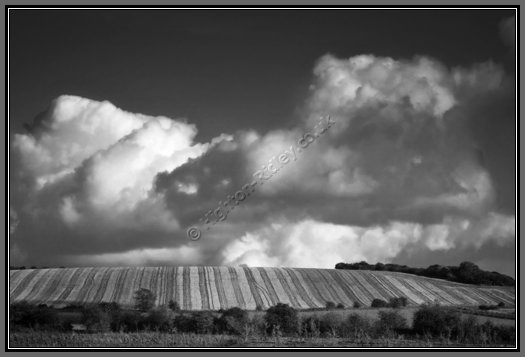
left=9, top=266, right=515, bottom=310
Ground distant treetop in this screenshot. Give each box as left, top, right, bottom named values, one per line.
left=335, top=261, right=514, bottom=286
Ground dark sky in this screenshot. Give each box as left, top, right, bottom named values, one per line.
left=9, top=9, right=516, bottom=275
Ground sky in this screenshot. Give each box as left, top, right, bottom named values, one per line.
left=8, top=9, right=516, bottom=276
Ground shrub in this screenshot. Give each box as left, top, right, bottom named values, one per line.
left=168, top=300, right=181, bottom=312
left=353, top=301, right=361, bottom=308
left=455, top=315, right=480, bottom=344
left=98, top=302, right=122, bottom=331
left=453, top=316, right=515, bottom=346
left=300, top=316, right=321, bottom=337
left=193, top=312, right=216, bottom=334
left=119, top=310, right=142, bottom=332
left=336, top=303, right=345, bottom=309
left=134, top=288, right=156, bottom=312
left=255, top=304, right=264, bottom=312
left=249, top=314, right=267, bottom=336
left=325, top=301, right=336, bottom=309
left=264, top=303, right=299, bottom=335
left=413, top=304, right=461, bottom=339
left=374, top=310, right=407, bottom=337
left=319, top=312, right=344, bottom=337
left=216, top=307, right=248, bottom=335
left=173, top=312, right=215, bottom=334
left=389, top=297, right=408, bottom=308
left=342, top=313, right=372, bottom=339
left=371, top=298, right=389, bottom=308
left=497, top=301, right=505, bottom=308
left=10, top=302, right=60, bottom=331
left=81, top=304, right=111, bottom=333
left=144, top=307, right=175, bottom=332
left=492, top=324, right=515, bottom=345
left=172, top=314, right=193, bottom=333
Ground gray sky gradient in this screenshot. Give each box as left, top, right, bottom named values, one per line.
left=9, top=9, right=516, bottom=276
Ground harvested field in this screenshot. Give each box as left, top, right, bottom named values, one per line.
left=9, top=267, right=515, bottom=310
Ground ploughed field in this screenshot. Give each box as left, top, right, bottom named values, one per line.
left=9, top=267, right=515, bottom=310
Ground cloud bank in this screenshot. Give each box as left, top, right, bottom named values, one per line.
left=10, top=48, right=515, bottom=271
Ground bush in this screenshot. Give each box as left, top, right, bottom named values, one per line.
left=98, top=302, right=122, bottom=331
left=455, top=315, right=480, bottom=344
left=371, top=298, right=389, bottom=308
left=353, top=301, right=361, bottom=308
left=389, top=297, right=408, bottom=308
left=10, top=302, right=60, bottom=331
left=325, top=301, right=336, bottom=309
left=255, top=304, right=264, bottom=312
left=172, top=314, right=193, bottom=333
left=319, top=312, right=344, bottom=337
left=134, top=288, right=156, bottom=312
left=249, top=314, right=267, bottom=336
left=374, top=310, right=407, bottom=337
left=216, top=307, right=248, bottom=335
left=173, top=312, right=215, bottom=334
left=342, top=313, right=372, bottom=339
left=81, top=304, right=111, bottom=333
left=119, top=310, right=142, bottom=332
left=479, top=304, right=498, bottom=310
left=144, top=307, right=174, bottom=332
left=336, top=303, right=345, bottom=309
left=492, top=324, right=515, bottom=345
left=168, top=300, right=181, bottom=312
left=413, top=305, right=461, bottom=339
left=264, top=303, right=298, bottom=335
left=300, top=316, right=321, bottom=337
left=497, top=301, right=505, bottom=308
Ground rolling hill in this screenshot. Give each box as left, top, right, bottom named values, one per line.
left=9, top=266, right=515, bottom=310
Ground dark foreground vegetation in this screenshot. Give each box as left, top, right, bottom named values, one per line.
left=335, top=261, right=515, bottom=286
left=9, top=288, right=515, bottom=348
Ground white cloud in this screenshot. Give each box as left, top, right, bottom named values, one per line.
left=308, top=54, right=457, bottom=122
left=64, top=245, right=203, bottom=266
left=12, top=95, right=228, bottom=241
left=10, top=49, right=514, bottom=268
left=222, top=219, right=423, bottom=268
left=222, top=214, right=515, bottom=268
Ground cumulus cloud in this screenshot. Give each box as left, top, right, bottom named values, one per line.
left=221, top=213, right=515, bottom=268
left=10, top=49, right=515, bottom=269
left=216, top=53, right=513, bottom=267
left=11, top=95, right=231, bottom=264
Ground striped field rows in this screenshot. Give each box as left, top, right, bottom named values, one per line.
left=9, top=267, right=515, bottom=310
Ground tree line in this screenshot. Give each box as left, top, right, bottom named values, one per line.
left=335, top=261, right=515, bottom=286
left=10, top=290, right=515, bottom=346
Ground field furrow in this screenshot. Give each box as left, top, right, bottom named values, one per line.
left=9, top=267, right=515, bottom=311
left=242, top=266, right=265, bottom=309
left=234, top=267, right=256, bottom=310
left=182, top=267, right=191, bottom=310
left=228, top=267, right=245, bottom=309
left=271, top=268, right=297, bottom=308
left=257, top=268, right=280, bottom=306
left=296, top=269, right=330, bottom=307
left=197, top=267, right=210, bottom=310
left=212, top=267, right=227, bottom=309
left=205, top=266, right=220, bottom=310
